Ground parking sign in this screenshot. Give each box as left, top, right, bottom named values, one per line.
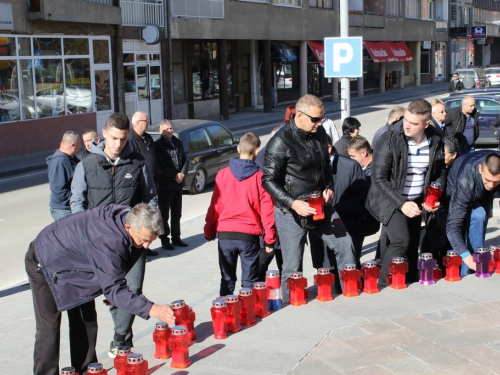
left=324, top=37, right=363, bottom=78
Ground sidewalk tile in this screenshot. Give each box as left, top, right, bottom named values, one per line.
left=421, top=309, right=464, bottom=323
left=310, top=336, right=356, bottom=358
left=452, top=345, right=500, bottom=373
left=440, top=312, right=500, bottom=333
left=396, top=340, right=470, bottom=370
left=341, top=328, right=422, bottom=352
left=381, top=358, right=435, bottom=374
left=344, top=366, right=393, bottom=374
left=358, top=321, right=401, bottom=334
left=289, top=354, right=341, bottom=375
left=426, top=364, right=492, bottom=375
left=329, top=326, right=370, bottom=340
left=430, top=328, right=500, bottom=350
left=391, top=315, right=459, bottom=337
left=452, top=304, right=496, bottom=316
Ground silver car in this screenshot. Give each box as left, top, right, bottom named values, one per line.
left=484, top=67, right=500, bottom=87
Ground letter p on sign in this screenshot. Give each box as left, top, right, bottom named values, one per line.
left=324, top=37, right=363, bottom=78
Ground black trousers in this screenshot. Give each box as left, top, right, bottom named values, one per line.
left=380, top=207, right=422, bottom=286
left=25, top=243, right=97, bottom=375
left=158, top=187, right=183, bottom=241
left=257, top=248, right=283, bottom=282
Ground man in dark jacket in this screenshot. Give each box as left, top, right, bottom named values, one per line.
left=76, top=129, right=99, bottom=161
left=310, top=140, right=369, bottom=270
left=46, top=131, right=80, bottom=221
left=443, top=96, right=479, bottom=154
left=333, top=117, right=361, bottom=157
left=446, top=151, right=500, bottom=275
left=449, top=73, right=464, bottom=92
left=127, top=111, right=160, bottom=256
left=155, top=119, right=189, bottom=250
left=70, top=112, right=157, bottom=358
left=372, top=106, right=405, bottom=151
left=25, top=204, right=174, bottom=375
left=262, top=94, right=356, bottom=299
left=366, top=99, right=446, bottom=286
left=430, top=99, right=447, bottom=137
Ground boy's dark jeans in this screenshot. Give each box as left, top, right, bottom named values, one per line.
left=218, top=239, right=260, bottom=296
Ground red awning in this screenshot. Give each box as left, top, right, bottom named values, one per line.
left=307, top=41, right=324, bottom=67
left=389, top=42, right=413, bottom=62
left=364, top=41, right=413, bottom=63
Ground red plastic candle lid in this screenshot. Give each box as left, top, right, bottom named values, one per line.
left=172, top=325, right=187, bottom=335
left=127, top=353, right=144, bottom=364
left=87, top=363, right=104, bottom=373
left=318, top=268, right=330, bottom=275
left=225, top=295, right=238, bottom=303
left=290, top=272, right=304, bottom=279
left=117, top=347, right=132, bottom=356
left=420, top=253, right=433, bottom=260
left=239, top=288, right=252, bottom=296
left=446, top=250, right=458, bottom=257
left=392, top=257, right=405, bottom=264
left=363, top=261, right=377, bottom=268
left=476, top=247, right=488, bottom=253
left=309, top=191, right=321, bottom=198
left=344, top=264, right=356, bottom=271
left=61, top=367, right=76, bottom=375
left=253, top=282, right=266, bottom=289
left=155, top=321, right=169, bottom=330
left=171, top=300, right=186, bottom=309
left=212, top=300, right=227, bottom=308
left=266, top=270, right=280, bottom=278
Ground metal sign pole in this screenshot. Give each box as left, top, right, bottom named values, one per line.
left=340, top=0, right=350, bottom=121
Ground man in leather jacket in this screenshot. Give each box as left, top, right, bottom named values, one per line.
left=366, top=99, right=446, bottom=286
left=262, top=94, right=356, bottom=299
left=443, top=96, right=479, bottom=155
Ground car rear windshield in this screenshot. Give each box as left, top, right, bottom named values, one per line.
left=486, top=68, right=500, bottom=74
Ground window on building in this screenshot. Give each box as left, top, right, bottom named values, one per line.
left=0, top=35, right=111, bottom=124
left=171, top=0, right=224, bottom=18
left=421, top=0, right=433, bottom=19
left=273, top=0, right=302, bottom=7
left=192, top=42, right=219, bottom=100
left=406, top=0, right=419, bottom=18
left=386, top=0, right=401, bottom=16
left=463, top=7, right=470, bottom=24
left=309, top=0, right=333, bottom=9
left=421, top=51, right=430, bottom=74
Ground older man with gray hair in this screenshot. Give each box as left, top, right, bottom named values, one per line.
left=25, top=203, right=175, bottom=375
left=444, top=95, right=479, bottom=155
left=46, top=131, right=80, bottom=221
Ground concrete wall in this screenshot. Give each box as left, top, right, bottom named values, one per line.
left=0, top=113, right=96, bottom=158
left=194, top=99, right=220, bottom=118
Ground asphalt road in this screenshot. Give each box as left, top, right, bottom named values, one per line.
left=0, top=91, right=450, bottom=292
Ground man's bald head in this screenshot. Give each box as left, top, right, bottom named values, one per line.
left=131, top=112, right=149, bottom=136
left=388, top=106, right=405, bottom=124
left=60, top=131, right=80, bottom=157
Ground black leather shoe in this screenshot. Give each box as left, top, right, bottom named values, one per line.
left=161, top=241, right=175, bottom=251
left=172, top=239, right=188, bottom=247
left=146, top=249, right=158, bottom=256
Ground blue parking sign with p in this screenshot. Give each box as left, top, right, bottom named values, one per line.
left=324, top=37, right=363, bottom=78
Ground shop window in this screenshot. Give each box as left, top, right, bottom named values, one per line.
left=20, top=60, right=36, bottom=120
left=150, top=65, right=162, bottom=100
left=123, top=53, right=135, bottom=63
left=65, top=58, right=91, bottom=114
left=137, top=66, right=149, bottom=101
left=421, top=52, right=430, bottom=74
left=0, top=37, right=16, bottom=57
left=309, top=0, right=333, bottom=8
left=34, top=59, right=64, bottom=118
left=0, top=60, right=21, bottom=123
left=150, top=54, right=160, bottom=61
left=95, top=70, right=111, bottom=111
left=64, top=38, right=89, bottom=55
left=192, top=42, right=219, bottom=100
left=136, top=54, right=147, bottom=62
left=93, top=40, right=110, bottom=64
left=34, top=38, right=62, bottom=56
left=124, top=65, right=136, bottom=93
left=275, top=62, right=296, bottom=90
left=19, top=38, right=32, bottom=56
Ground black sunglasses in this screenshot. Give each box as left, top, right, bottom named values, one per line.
left=299, top=110, right=324, bottom=123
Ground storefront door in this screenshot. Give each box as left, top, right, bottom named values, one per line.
left=92, top=67, right=113, bottom=134
left=136, top=64, right=162, bottom=125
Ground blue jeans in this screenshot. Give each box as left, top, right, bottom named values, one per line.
left=274, top=204, right=356, bottom=300
left=461, top=201, right=489, bottom=276
left=50, top=208, right=72, bottom=222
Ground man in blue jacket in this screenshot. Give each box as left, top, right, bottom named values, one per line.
left=46, top=131, right=80, bottom=221
left=446, top=151, right=500, bottom=275
left=25, top=204, right=175, bottom=375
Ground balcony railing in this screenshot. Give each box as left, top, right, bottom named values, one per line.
left=121, top=0, right=164, bottom=27
left=348, top=10, right=384, bottom=28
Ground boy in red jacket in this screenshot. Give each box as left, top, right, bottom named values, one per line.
left=204, top=132, right=276, bottom=296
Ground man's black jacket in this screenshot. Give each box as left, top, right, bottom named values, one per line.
left=444, top=106, right=479, bottom=147
left=366, top=122, right=446, bottom=225
left=449, top=80, right=464, bottom=92
left=128, top=129, right=159, bottom=184
left=262, top=118, right=333, bottom=211
left=446, top=150, right=500, bottom=255
left=154, top=135, right=188, bottom=191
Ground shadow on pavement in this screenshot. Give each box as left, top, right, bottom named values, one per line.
left=190, top=343, right=225, bottom=365
left=0, top=283, right=30, bottom=298
left=147, top=234, right=207, bottom=263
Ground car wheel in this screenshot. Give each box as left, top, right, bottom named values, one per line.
left=189, top=168, right=206, bottom=194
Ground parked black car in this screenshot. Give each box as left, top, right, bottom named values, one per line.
left=442, top=95, right=500, bottom=145
left=149, top=119, right=240, bottom=194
